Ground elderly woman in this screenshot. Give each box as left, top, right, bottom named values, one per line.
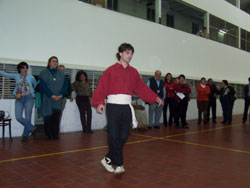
left=0, top=62, right=37, bottom=142
left=39, top=56, right=67, bottom=140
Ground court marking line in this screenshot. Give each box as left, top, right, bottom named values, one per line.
left=163, top=138, right=250, bottom=155
left=0, top=138, right=156, bottom=163
left=132, top=123, right=242, bottom=140
left=0, top=123, right=246, bottom=163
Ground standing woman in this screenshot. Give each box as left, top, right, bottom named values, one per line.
left=163, top=73, right=175, bottom=127
left=0, top=62, right=37, bottom=142
left=196, top=77, right=210, bottom=125
left=71, top=70, right=93, bottom=133
left=39, top=56, right=67, bottom=140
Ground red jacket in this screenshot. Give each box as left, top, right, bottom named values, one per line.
left=196, top=84, right=210, bottom=101
left=175, top=83, right=191, bottom=101
left=165, top=81, right=175, bottom=98
left=91, top=63, right=158, bottom=107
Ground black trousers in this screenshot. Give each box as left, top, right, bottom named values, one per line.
left=243, top=99, right=250, bottom=122
left=44, top=110, right=62, bottom=139
left=163, top=97, right=175, bottom=125
left=106, top=103, right=132, bottom=166
left=221, top=101, right=233, bottom=123
left=76, top=96, right=92, bottom=131
left=207, top=100, right=217, bottom=121
left=174, top=100, right=188, bottom=126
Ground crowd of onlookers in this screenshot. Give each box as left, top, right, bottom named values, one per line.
left=133, top=70, right=238, bottom=131
left=0, top=58, right=249, bottom=142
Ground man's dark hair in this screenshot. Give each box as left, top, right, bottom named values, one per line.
left=75, top=70, right=88, bottom=82
left=248, top=77, right=250, bottom=81
left=208, top=78, right=212, bottom=82
left=201, top=77, right=206, bottom=81
left=17, top=62, right=28, bottom=73
left=47, top=56, right=59, bottom=68
left=178, top=74, right=185, bottom=79
left=222, top=80, right=228, bottom=86
left=116, top=43, right=134, bottom=61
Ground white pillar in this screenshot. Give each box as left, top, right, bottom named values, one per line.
left=236, top=0, right=240, bottom=8
left=204, top=12, right=210, bottom=38
left=238, top=27, right=241, bottom=48
left=155, top=0, right=162, bottom=24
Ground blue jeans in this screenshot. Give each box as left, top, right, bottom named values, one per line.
left=148, top=102, right=163, bottom=127
left=15, top=95, right=35, bottom=137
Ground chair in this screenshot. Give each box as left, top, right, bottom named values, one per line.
left=0, top=118, right=12, bottom=141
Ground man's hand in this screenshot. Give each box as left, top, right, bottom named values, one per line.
left=156, top=97, right=164, bottom=107
left=97, top=104, right=105, bottom=114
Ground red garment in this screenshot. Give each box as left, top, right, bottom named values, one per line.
left=175, top=83, right=191, bottom=101
left=165, top=81, right=175, bottom=98
left=196, top=84, right=211, bottom=101
left=91, top=63, right=158, bottom=108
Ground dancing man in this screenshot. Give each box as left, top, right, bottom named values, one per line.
left=91, top=43, right=163, bottom=174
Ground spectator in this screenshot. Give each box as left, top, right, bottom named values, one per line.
left=58, top=65, right=72, bottom=112
left=219, top=80, right=236, bottom=125
left=147, top=70, right=165, bottom=129
left=132, top=97, right=148, bottom=131
left=174, top=74, right=191, bottom=128
left=163, top=73, right=175, bottom=127
left=207, top=78, right=218, bottom=123
left=39, top=56, right=67, bottom=140
left=0, top=62, right=37, bottom=142
left=242, top=77, right=250, bottom=124
left=71, top=70, right=93, bottom=133
left=196, top=77, right=210, bottom=125
left=197, top=27, right=207, bottom=38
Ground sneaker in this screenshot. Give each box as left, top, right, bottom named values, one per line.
left=114, top=166, right=125, bottom=174
left=101, top=157, right=114, bottom=173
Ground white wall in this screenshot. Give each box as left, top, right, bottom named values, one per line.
left=0, top=0, right=250, bottom=84
left=0, top=99, right=244, bottom=137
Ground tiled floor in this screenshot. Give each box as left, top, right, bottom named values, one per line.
left=1, top=115, right=250, bottom=188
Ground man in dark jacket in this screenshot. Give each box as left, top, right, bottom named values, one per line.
left=147, top=70, right=165, bottom=129
left=242, top=77, right=250, bottom=123
left=219, top=80, right=236, bottom=125
left=207, top=78, right=218, bottom=123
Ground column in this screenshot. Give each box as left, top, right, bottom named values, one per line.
left=236, top=0, right=240, bottom=8
left=155, top=0, right=162, bottom=24
left=204, top=12, right=209, bottom=38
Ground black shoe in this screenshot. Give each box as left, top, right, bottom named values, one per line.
left=21, top=136, right=28, bottom=142
left=212, top=120, right=217, bottom=123
left=227, top=122, right=232, bottom=125
left=164, top=123, right=168, bottom=127
left=148, top=126, right=152, bottom=130
left=31, top=127, right=37, bottom=136
left=182, top=125, right=189, bottom=129
left=154, top=126, right=160, bottom=129
left=169, top=122, right=172, bottom=127
left=85, top=130, right=94, bottom=134
left=175, top=124, right=180, bottom=129
left=221, top=121, right=226, bottom=124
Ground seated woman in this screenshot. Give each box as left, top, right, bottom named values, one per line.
left=132, top=97, right=148, bottom=131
